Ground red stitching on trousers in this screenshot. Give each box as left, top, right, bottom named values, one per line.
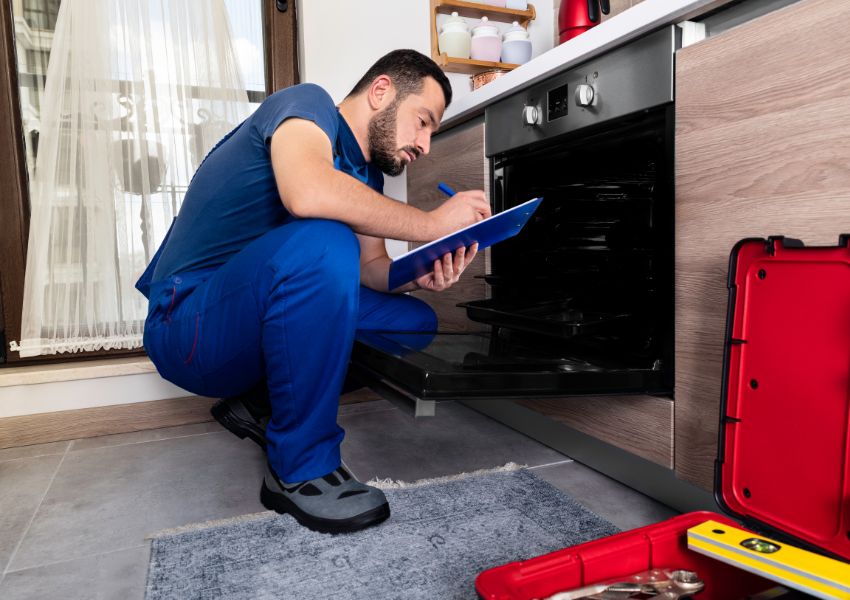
left=184, top=313, right=199, bottom=364
left=166, top=286, right=177, bottom=322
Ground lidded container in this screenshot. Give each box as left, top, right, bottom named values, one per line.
left=470, top=16, right=502, bottom=62
left=501, top=21, right=532, bottom=65
left=438, top=12, right=471, bottom=59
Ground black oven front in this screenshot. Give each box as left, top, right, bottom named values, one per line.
left=351, top=26, right=680, bottom=405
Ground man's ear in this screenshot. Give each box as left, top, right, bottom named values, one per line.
left=367, top=75, right=394, bottom=111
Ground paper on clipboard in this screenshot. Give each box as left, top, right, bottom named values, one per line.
left=388, top=197, right=543, bottom=291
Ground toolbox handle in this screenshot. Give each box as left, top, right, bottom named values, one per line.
left=765, top=236, right=804, bottom=255
left=764, top=234, right=850, bottom=255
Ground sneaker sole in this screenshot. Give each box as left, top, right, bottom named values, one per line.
left=260, top=481, right=390, bottom=534
left=210, top=398, right=267, bottom=450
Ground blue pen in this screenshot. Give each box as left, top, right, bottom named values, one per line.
left=437, top=182, right=456, bottom=197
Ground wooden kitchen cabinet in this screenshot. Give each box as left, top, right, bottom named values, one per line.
left=520, top=395, right=673, bottom=467
left=406, top=117, right=491, bottom=332
left=409, top=118, right=676, bottom=467
left=675, top=0, right=850, bottom=490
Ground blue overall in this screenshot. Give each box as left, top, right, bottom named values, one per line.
left=137, top=85, right=436, bottom=483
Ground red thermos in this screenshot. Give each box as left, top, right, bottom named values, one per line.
left=559, top=0, right=611, bottom=43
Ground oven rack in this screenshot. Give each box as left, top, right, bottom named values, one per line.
left=457, top=298, right=631, bottom=339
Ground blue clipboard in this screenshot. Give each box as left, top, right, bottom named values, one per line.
left=388, top=197, right=543, bottom=291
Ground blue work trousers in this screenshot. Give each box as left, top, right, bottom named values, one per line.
left=142, top=219, right=436, bottom=483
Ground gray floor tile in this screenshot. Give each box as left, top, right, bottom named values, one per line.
left=532, top=461, right=679, bottom=531
left=0, top=441, right=70, bottom=463
left=0, top=544, right=150, bottom=600
left=8, top=431, right=265, bottom=571
left=339, top=401, right=567, bottom=482
left=0, top=454, right=63, bottom=575
left=70, top=421, right=223, bottom=452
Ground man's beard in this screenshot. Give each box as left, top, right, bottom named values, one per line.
left=367, top=98, right=419, bottom=177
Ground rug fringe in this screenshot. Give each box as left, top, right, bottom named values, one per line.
left=146, top=463, right=527, bottom=539
left=367, top=462, right=526, bottom=489
left=147, top=510, right=273, bottom=540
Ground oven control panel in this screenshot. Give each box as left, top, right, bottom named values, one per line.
left=486, top=25, right=679, bottom=157
left=547, top=83, right=570, bottom=121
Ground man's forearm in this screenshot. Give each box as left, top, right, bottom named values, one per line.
left=361, top=256, right=418, bottom=293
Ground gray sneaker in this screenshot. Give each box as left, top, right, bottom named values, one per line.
left=260, top=463, right=390, bottom=534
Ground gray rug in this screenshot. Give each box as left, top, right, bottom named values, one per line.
left=145, top=466, right=619, bottom=600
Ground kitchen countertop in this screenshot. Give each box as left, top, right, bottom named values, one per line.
left=441, top=0, right=732, bottom=128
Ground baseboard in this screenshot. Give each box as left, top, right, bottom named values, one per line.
left=460, top=398, right=718, bottom=514
left=0, top=395, right=217, bottom=449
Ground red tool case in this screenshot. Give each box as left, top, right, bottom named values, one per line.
left=476, top=236, right=850, bottom=600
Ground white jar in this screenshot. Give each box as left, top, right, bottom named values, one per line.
left=438, top=12, right=471, bottom=59
left=470, top=16, right=502, bottom=63
left=501, top=21, right=532, bottom=65
left=505, top=0, right=528, bottom=9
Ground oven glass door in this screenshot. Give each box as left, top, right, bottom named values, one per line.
left=353, top=330, right=665, bottom=399
left=351, top=106, right=674, bottom=401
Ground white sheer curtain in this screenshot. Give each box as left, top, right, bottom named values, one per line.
left=11, top=0, right=252, bottom=357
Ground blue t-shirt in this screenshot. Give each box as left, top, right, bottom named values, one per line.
left=151, top=83, right=383, bottom=281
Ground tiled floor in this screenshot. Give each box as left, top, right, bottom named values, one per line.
left=0, top=394, right=678, bottom=599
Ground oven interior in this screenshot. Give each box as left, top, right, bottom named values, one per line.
left=352, top=105, right=674, bottom=400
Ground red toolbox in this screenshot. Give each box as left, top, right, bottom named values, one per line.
left=476, top=236, right=850, bottom=600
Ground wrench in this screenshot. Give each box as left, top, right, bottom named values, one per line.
left=539, top=568, right=705, bottom=600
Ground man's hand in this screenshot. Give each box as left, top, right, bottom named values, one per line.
left=427, top=191, right=491, bottom=239
left=415, top=244, right=479, bottom=292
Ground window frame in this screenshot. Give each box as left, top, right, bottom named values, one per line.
left=0, top=0, right=299, bottom=365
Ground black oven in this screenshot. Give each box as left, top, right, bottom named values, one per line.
left=351, top=27, right=680, bottom=411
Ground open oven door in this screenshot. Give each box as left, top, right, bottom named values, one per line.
left=350, top=329, right=668, bottom=416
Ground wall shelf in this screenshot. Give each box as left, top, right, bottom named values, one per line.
left=435, top=54, right=521, bottom=74
left=434, top=0, right=536, bottom=27
left=430, top=0, right=536, bottom=75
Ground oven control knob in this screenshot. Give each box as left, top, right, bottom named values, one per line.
left=522, top=104, right=541, bottom=126
left=575, top=83, right=595, bottom=107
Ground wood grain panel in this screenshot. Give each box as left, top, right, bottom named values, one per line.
left=675, top=0, right=850, bottom=489
left=0, top=396, right=217, bottom=449
left=519, top=394, right=673, bottom=467
left=0, top=387, right=381, bottom=449
left=339, top=387, right=385, bottom=405
left=406, top=119, right=491, bottom=331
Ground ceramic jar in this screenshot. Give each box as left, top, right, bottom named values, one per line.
left=438, top=12, right=471, bottom=59
left=470, top=17, right=502, bottom=62
left=501, top=21, right=532, bottom=65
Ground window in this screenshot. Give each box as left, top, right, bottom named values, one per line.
left=0, top=0, right=297, bottom=364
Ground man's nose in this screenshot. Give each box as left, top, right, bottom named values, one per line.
left=416, top=131, right=431, bottom=156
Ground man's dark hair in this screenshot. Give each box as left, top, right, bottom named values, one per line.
left=347, top=49, right=452, bottom=107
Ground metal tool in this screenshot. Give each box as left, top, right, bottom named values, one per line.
left=539, top=568, right=705, bottom=600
